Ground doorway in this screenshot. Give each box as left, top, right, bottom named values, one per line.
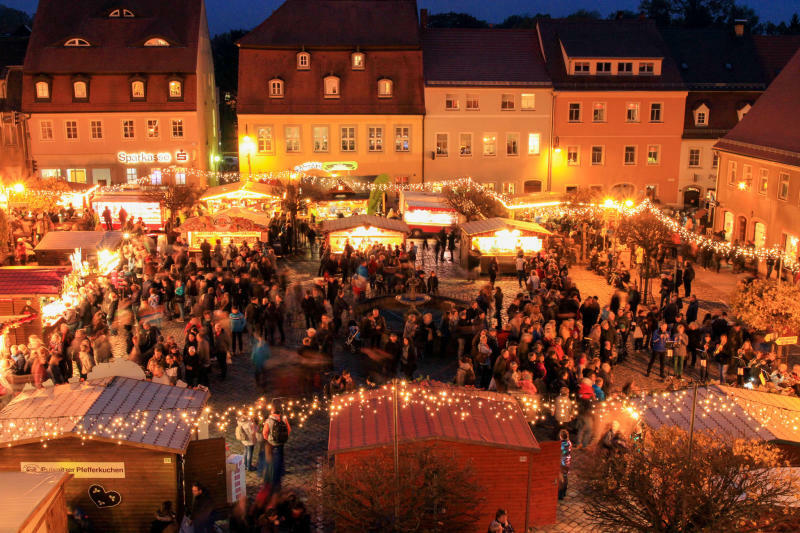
left=736, top=216, right=747, bottom=243
left=683, top=187, right=701, bottom=208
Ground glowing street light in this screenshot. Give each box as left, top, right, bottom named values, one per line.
left=12, top=183, right=24, bottom=193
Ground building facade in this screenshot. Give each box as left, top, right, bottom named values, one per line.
left=0, top=27, right=31, bottom=183
left=236, top=0, right=425, bottom=183
left=422, top=29, right=553, bottom=194
left=537, top=19, right=687, bottom=204
left=22, top=0, right=219, bottom=187
left=714, top=47, right=800, bottom=261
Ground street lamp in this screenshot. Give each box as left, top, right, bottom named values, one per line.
left=240, top=135, right=256, bottom=179
left=12, top=183, right=24, bottom=193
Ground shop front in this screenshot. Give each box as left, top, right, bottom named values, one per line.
left=321, top=215, right=409, bottom=254
left=91, top=191, right=164, bottom=230
left=180, top=207, right=272, bottom=251
left=399, top=191, right=461, bottom=236
left=460, top=218, right=552, bottom=273
left=198, top=181, right=280, bottom=213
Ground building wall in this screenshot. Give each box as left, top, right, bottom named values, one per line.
left=551, top=90, right=687, bottom=203
left=195, top=0, right=220, bottom=178
left=237, top=114, right=423, bottom=182
left=677, top=138, right=718, bottom=204
left=0, top=111, right=29, bottom=181
left=423, top=86, right=553, bottom=193
left=714, top=150, right=800, bottom=258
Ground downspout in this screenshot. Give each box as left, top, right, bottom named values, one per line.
left=547, top=90, right=556, bottom=192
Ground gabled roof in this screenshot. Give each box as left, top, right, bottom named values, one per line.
left=23, top=0, right=202, bottom=74
left=180, top=207, right=273, bottom=232
left=715, top=47, right=800, bottom=167
left=321, top=214, right=409, bottom=234
left=199, top=181, right=279, bottom=202
left=537, top=19, right=684, bottom=90
left=423, top=29, right=550, bottom=86
left=238, top=0, right=420, bottom=49
left=0, top=377, right=209, bottom=453
left=34, top=231, right=123, bottom=253
left=328, top=384, right=540, bottom=453
left=753, top=35, right=800, bottom=82
left=460, top=217, right=553, bottom=236
left=0, top=267, right=70, bottom=296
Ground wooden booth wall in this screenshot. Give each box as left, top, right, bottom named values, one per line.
left=0, top=298, right=43, bottom=347
left=23, top=483, right=69, bottom=533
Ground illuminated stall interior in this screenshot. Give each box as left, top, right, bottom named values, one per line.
left=400, top=191, right=460, bottom=234
left=180, top=207, right=272, bottom=251
left=321, top=215, right=409, bottom=254
left=460, top=218, right=552, bottom=273
left=0, top=267, right=70, bottom=347
left=92, top=191, right=163, bottom=230
left=313, top=181, right=370, bottom=221
left=199, top=181, right=279, bottom=212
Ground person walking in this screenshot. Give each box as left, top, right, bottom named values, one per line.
left=229, top=306, right=246, bottom=355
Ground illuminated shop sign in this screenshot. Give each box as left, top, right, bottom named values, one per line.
left=117, top=151, right=172, bottom=164
left=294, top=161, right=359, bottom=172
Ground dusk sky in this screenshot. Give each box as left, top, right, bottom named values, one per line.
left=6, top=0, right=800, bottom=36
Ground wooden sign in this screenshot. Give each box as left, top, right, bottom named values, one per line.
left=775, top=336, right=798, bottom=346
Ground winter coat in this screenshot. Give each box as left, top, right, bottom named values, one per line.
left=235, top=419, right=258, bottom=446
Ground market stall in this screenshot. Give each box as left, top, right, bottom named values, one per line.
left=91, top=191, right=164, bottom=230
left=399, top=191, right=461, bottom=236
left=313, top=182, right=370, bottom=220
left=199, top=181, right=279, bottom=212
left=180, top=207, right=272, bottom=251
left=0, top=472, right=71, bottom=533
left=321, top=215, right=409, bottom=254
left=34, top=231, right=123, bottom=266
left=0, top=267, right=70, bottom=346
left=460, top=218, right=552, bottom=273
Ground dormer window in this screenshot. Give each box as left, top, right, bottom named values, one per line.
left=109, top=8, right=134, bottom=17
left=143, top=38, right=170, bottom=47
left=596, top=62, right=611, bottom=73
left=351, top=52, right=365, bottom=70
left=639, top=62, right=655, bottom=74
left=377, top=78, right=393, bottom=98
left=34, top=79, right=51, bottom=101
left=64, top=38, right=91, bottom=47
left=130, top=77, right=146, bottom=101
left=618, top=62, right=633, bottom=74
left=72, top=78, right=89, bottom=101
left=324, top=75, right=339, bottom=98
left=694, top=103, right=709, bottom=127
left=737, top=103, right=751, bottom=121
left=168, top=78, right=183, bottom=100
left=573, top=62, right=590, bottom=74
left=297, top=52, right=310, bottom=70
left=269, top=78, right=284, bottom=98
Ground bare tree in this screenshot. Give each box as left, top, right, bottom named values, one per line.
left=144, top=179, right=199, bottom=224
left=615, top=211, right=674, bottom=303
left=316, top=445, right=485, bottom=532
left=579, top=426, right=800, bottom=533
left=565, top=187, right=601, bottom=261
left=443, top=185, right=507, bottom=221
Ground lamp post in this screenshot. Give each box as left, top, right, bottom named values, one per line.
left=240, top=135, right=256, bottom=179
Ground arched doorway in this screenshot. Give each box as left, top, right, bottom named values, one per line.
left=723, top=211, right=734, bottom=241
left=683, top=187, right=701, bottom=208
left=753, top=221, right=766, bottom=248
left=736, top=216, right=747, bottom=243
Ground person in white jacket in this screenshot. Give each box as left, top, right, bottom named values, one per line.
left=235, top=416, right=259, bottom=471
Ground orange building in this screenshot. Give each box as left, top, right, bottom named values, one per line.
left=537, top=19, right=687, bottom=203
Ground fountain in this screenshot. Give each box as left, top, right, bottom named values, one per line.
left=395, top=275, right=430, bottom=313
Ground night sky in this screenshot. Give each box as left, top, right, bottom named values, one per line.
left=5, top=0, right=800, bottom=36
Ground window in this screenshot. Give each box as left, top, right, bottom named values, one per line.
left=147, top=119, right=159, bottom=138
left=3, top=124, right=16, bottom=146
left=122, top=119, right=135, bottom=139
left=647, top=145, right=660, bottom=165
left=394, top=126, right=410, bottom=152
left=171, top=119, right=184, bottom=139
left=742, top=165, right=753, bottom=189
left=368, top=126, right=383, bottom=152
left=524, top=180, right=543, bottom=193
left=377, top=78, right=393, bottom=98
left=521, top=93, right=535, bottom=110
left=65, top=120, right=78, bottom=140
left=35, top=80, right=50, bottom=100
left=340, top=126, right=355, bottom=152
left=0, top=80, right=5, bottom=99
left=527, top=133, right=540, bottom=155
left=501, top=94, right=515, bottom=110
left=626, top=103, right=640, bottom=122
left=737, top=103, right=751, bottom=121
left=694, top=104, right=709, bottom=126
left=40, top=120, right=53, bottom=141
left=592, top=102, right=606, bottom=122
left=639, top=62, right=654, bottom=74
left=568, top=103, right=581, bottom=122
left=41, top=169, right=62, bottom=179
left=618, top=62, right=633, bottom=74
left=759, top=169, right=768, bottom=195
left=67, top=169, right=86, bottom=184
left=712, top=153, right=719, bottom=168
left=506, top=133, right=519, bottom=156
left=90, top=120, right=103, bottom=140
left=596, top=62, right=611, bottom=73
left=778, top=172, right=790, bottom=200
left=312, top=125, right=329, bottom=152
left=727, top=161, right=737, bottom=185
left=435, top=133, right=448, bottom=157
left=503, top=183, right=516, bottom=194
left=297, top=52, right=310, bottom=70
left=168, top=79, right=182, bottom=99
left=482, top=133, right=496, bottom=156
left=351, top=52, right=365, bottom=70
left=445, top=94, right=459, bottom=110
left=573, top=61, right=590, bottom=74
left=269, top=79, right=284, bottom=98
left=485, top=182, right=495, bottom=191
left=324, top=76, right=340, bottom=98
left=73, top=80, right=88, bottom=100
left=285, top=126, right=301, bottom=152
left=150, top=169, right=162, bottom=185
left=567, top=146, right=579, bottom=165
left=174, top=169, right=186, bottom=185
left=650, top=103, right=662, bottom=122
left=459, top=133, right=472, bottom=156
left=109, top=8, right=134, bottom=17
left=465, top=94, right=479, bottom=110
left=753, top=222, right=766, bottom=248
left=131, top=79, right=145, bottom=100
left=257, top=126, right=273, bottom=153
left=624, top=145, right=636, bottom=165
left=125, top=167, right=138, bottom=184
left=143, top=38, right=169, bottom=47
left=591, top=146, right=604, bottom=165
left=688, top=149, right=700, bottom=167
left=64, top=38, right=90, bottom=47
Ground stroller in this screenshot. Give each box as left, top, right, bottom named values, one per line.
left=345, top=321, right=362, bottom=354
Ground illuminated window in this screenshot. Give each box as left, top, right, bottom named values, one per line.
left=501, top=94, right=515, bottom=110
left=778, top=172, right=789, bottom=200
left=567, top=146, right=579, bottom=165
left=351, top=52, right=365, bottom=70
left=285, top=125, right=300, bottom=152
left=460, top=133, right=472, bottom=156
left=64, top=38, right=90, bottom=47
left=527, top=133, right=540, bottom=155
left=147, top=119, right=159, bottom=138
left=313, top=125, right=329, bottom=152
left=694, top=104, right=709, bottom=126
left=368, top=126, right=383, bottom=152
left=506, top=133, right=519, bottom=156
left=269, top=79, right=283, bottom=98
left=150, top=168, right=162, bottom=185
left=67, top=168, right=86, bottom=183
left=435, top=133, right=448, bottom=157
left=728, top=161, right=737, bottom=185
left=35, top=80, right=50, bottom=100
left=297, top=52, right=310, bottom=70
left=568, top=103, right=581, bottom=122
left=171, top=119, right=184, bottom=139
left=122, top=119, right=135, bottom=139
left=90, top=120, right=103, bottom=139
left=742, top=164, right=752, bottom=189
left=340, top=126, right=355, bottom=152
left=445, top=94, right=459, bottom=110
left=175, top=169, right=186, bottom=185
left=482, top=133, right=496, bottom=156
left=647, top=144, right=660, bottom=165
left=573, top=61, right=590, bottom=74
left=395, top=126, right=410, bottom=152
left=126, top=167, right=138, bottom=183
left=65, top=120, right=78, bottom=140
left=73, top=80, right=88, bottom=100
left=40, top=120, right=54, bottom=140
left=626, top=102, right=640, bottom=122
left=712, top=152, right=719, bottom=168
left=257, top=126, right=273, bottom=153
left=688, top=148, right=700, bottom=167
left=143, top=38, right=169, bottom=47
left=168, top=79, right=182, bottom=99
left=591, top=146, right=604, bottom=165
left=465, top=94, right=479, bottom=110
left=324, top=76, right=339, bottom=98
left=521, top=93, right=535, bottom=110
left=624, top=145, right=636, bottom=165
left=592, top=102, right=606, bottom=122
left=377, top=78, right=393, bottom=98
left=131, top=79, right=145, bottom=100
left=109, top=8, right=134, bottom=17
left=639, top=62, right=654, bottom=74
left=503, top=183, right=515, bottom=194
left=758, top=169, right=768, bottom=195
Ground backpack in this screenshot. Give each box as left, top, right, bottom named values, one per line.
left=269, top=418, right=289, bottom=445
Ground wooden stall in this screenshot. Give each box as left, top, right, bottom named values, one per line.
left=399, top=191, right=461, bottom=236
left=321, top=215, right=409, bottom=254
left=91, top=191, right=164, bottom=230
left=0, top=377, right=225, bottom=533
left=34, top=231, right=123, bottom=266
left=199, top=181, right=279, bottom=212
left=328, top=384, right=560, bottom=530
left=0, top=267, right=70, bottom=346
left=0, top=472, right=71, bottom=533
left=180, top=207, right=271, bottom=251
left=314, top=183, right=370, bottom=221
left=460, top=218, right=553, bottom=274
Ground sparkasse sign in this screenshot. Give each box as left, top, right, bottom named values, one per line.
left=117, top=151, right=172, bottom=164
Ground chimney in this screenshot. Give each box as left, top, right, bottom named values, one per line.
left=420, top=8, right=428, bottom=30
left=734, top=19, right=747, bottom=37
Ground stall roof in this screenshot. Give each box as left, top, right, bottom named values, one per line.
left=199, top=181, right=278, bottom=202
left=0, top=377, right=210, bottom=454
left=329, top=384, right=540, bottom=453
left=92, top=191, right=158, bottom=203
left=321, top=214, right=409, bottom=234
left=460, top=218, right=553, bottom=236
left=0, top=472, right=71, bottom=533
left=180, top=207, right=273, bottom=232
left=402, top=192, right=455, bottom=210
left=0, top=267, right=70, bottom=296
left=34, top=231, right=123, bottom=252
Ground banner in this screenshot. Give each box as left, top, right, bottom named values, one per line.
left=21, top=461, right=126, bottom=478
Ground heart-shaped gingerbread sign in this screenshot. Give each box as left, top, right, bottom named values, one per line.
left=88, top=485, right=122, bottom=508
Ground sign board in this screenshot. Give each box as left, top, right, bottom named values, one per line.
left=775, top=336, right=798, bottom=346
left=764, top=333, right=779, bottom=342
left=294, top=160, right=358, bottom=173
left=21, top=461, right=126, bottom=478
left=117, top=151, right=172, bottom=164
